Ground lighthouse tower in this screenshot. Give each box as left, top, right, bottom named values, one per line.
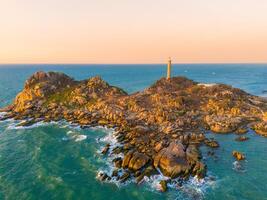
left=167, top=57, right=172, bottom=80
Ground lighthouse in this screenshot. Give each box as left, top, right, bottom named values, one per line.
left=167, top=57, right=172, bottom=80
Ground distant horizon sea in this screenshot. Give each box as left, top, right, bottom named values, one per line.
left=0, top=64, right=267, bottom=200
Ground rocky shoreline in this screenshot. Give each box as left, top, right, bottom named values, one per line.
left=1, top=71, right=267, bottom=191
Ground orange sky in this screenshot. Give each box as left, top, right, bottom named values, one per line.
left=0, top=0, right=267, bottom=64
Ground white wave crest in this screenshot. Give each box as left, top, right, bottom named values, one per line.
left=7, top=120, right=56, bottom=130
left=232, top=160, right=247, bottom=173
left=72, top=134, right=87, bottom=142
left=0, top=112, right=6, bottom=117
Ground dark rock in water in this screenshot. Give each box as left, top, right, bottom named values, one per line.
left=134, top=170, right=141, bottom=177
left=112, top=157, right=122, bottom=168
left=101, top=144, right=110, bottom=155
left=111, top=169, right=119, bottom=177
left=119, top=171, right=130, bottom=183
left=98, top=172, right=109, bottom=182
left=135, top=174, right=145, bottom=184
left=0, top=112, right=15, bottom=121
left=116, top=135, right=125, bottom=143
left=111, top=146, right=123, bottom=154
left=135, top=165, right=156, bottom=184
left=80, top=125, right=91, bottom=129
left=0, top=115, right=10, bottom=121
left=159, top=180, right=168, bottom=192
left=204, top=139, right=219, bottom=148
left=143, top=165, right=156, bottom=177
left=16, top=120, right=36, bottom=127
left=192, top=161, right=206, bottom=179
left=207, top=151, right=215, bottom=156
left=232, top=151, right=245, bottom=161
left=235, top=136, right=249, bottom=142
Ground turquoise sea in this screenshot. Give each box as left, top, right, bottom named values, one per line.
left=0, top=64, right=267, bottom=200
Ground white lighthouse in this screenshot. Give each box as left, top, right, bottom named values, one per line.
left=167, top=57, right=172, bottom=80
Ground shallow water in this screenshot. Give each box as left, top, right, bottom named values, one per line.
left=0, top=64, right=267, bottom=200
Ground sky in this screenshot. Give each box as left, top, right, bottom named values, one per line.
left=0, top=0, right=267, bottom=64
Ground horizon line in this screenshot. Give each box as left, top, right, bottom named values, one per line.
left=0, top=62, right=267, bottom=65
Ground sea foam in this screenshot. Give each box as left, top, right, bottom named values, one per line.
left=72, top=134, right=87, bottom=142
left=7, top=121, right=47, bottom=130
left=0, top=112, right=6, bottom=117
left=232, top=160, right=247, bottom=173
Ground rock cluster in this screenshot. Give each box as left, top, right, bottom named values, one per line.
left=1, top=71, right=267, bottom=191
left=235, top=136, right=249, bottom=142
left=232, top=151, right=245, bottom=161
left=252, top=122, right=267, bottom=137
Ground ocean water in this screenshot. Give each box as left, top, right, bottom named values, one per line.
left=0, top=64, right=267, bottom=200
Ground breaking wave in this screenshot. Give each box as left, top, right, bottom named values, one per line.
left=232, top=160, right=247, bottom=173
left=0, top=112, right=6, bottom=118
left=7, top=120, right=58, bottom=130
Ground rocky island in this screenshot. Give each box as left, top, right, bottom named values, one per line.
left=1, top=67, right=267, bottom=190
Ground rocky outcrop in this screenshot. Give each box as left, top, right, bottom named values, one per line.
left=153, top=141, right=204, bottom=179
left=232, top=151, right=245, bottom=161
left=128, top=152, right=150, bottom=171
left=235, top=136, right=249, bottom=142
left=1, top=71, right=267, bottom=186
left=154, top=141, right=190, bottom=178
left=252, top=122, right=267, bottom=137
left=204, top=138, right=219, bottom=148
left=159, top=180, right=168, bottom=192
left=13, top=71, right=76, bottom=112
left=122, top=151, right=150, bottom=171
left=204, top=115, right=243, bottom=133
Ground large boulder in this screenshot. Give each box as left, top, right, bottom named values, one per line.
left=122, top=151, right=150, bottom=171
left=204, top=115, right=242, bottom=133
left=153, top=141, right=191, bottom=178
left=128, top=152, right=150, bottom=171
left=232, top=151, right=245, bottom=161
left=122, top=150, right=134, bottom=168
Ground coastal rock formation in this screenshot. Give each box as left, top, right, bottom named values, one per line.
left=154, top=141, right=205, bottom=179
left=204, top=115, right=242, bottom=133
left=159, top=180, right=168, bottom=192
left=154, top=141, right=190, bottom=178
left=235, top=136, right=249, bottom=142
left=232, top=151, right=245, bottom=161
left=252, top=122, right=267, bottom=137
left=13, top=71, right=77, bottom=112
left=204, top=139, right=219, bottom=148
left=1, top=71, right=267, bottom=189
